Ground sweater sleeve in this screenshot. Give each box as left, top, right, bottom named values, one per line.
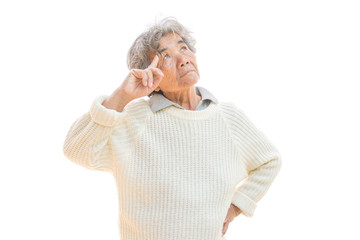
left=63, top=95, right=150, bottom=173
left=220, top=102, right=282, bottom=217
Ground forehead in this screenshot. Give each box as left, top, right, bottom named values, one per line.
left=158, top=33, right=183, bottom=49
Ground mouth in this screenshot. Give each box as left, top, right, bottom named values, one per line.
left=180, top=70, right=195, bottom=78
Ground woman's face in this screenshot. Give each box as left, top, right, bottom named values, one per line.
left=152, top=33, right=200, bottom=93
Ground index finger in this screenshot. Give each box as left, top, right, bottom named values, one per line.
left=148, top=55, right=159, bottom=68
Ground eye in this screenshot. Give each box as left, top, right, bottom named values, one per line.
left=163, top=53, right=170, bottom=60
left=181, top=46, right=188, bottom=51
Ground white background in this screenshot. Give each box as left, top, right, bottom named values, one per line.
left=1, top=0, right=359, bottom=239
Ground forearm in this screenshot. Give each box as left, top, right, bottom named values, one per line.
left=102, top=86, right=134, bottom=112
left=232, top=156, right=281, bottom=217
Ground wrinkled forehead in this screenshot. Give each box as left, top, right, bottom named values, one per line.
left=147, top=33, right=184, bottom=59
left=157, top=32, right=183, bottom=50
left=146, top=32, right=187, bottom=67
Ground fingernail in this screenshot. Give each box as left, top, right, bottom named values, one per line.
left=149, top=82, right=152, bottom=88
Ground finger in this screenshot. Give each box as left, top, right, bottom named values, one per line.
left=131, top=69, right=144, bottom=79
left=146, top=69, right=154, bottom=88
left=142, top=73, right=149, bottom=87
left=148, top=55, right=159, bottom=68
left=131, top=69, right=148, bottom=86
left=148, top=67, right=164, bottom=78
left=149, top=67, right=164, bottom=88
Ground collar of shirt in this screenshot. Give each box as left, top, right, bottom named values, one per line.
left=148, top=86, right=219, bottom=112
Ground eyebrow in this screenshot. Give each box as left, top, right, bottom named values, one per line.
left=158, top=40, right=185, bottom=55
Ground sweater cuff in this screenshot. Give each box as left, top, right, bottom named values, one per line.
left=89, top=95, right=127, bottom=127
left=231, top=191, right=257, bottom=217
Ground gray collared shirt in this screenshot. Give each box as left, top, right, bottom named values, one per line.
left=148, top=86, right=219, bottom=112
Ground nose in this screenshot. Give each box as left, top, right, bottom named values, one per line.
left=177, top=54, right=190, bottom=69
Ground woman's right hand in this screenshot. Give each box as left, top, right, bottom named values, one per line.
left=102, top=55, right=164, bottom=112
left=121, top=55, right=164, bottom=100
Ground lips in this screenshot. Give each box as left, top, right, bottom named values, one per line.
left=180, top=69, right=195, bottom=78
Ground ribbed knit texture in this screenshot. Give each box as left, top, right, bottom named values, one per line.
left=63, top=95, right=282, bottom=240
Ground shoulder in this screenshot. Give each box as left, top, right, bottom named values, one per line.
left=217, top=101, right=265, bottom=139
left=218, top=102, right=280, bottom=155
left=218, top=101, right=246, bottom=122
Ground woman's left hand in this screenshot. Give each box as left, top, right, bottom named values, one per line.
left=222, top=204, right=242, bottom=236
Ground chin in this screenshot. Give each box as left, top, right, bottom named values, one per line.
left=181, top=78, right=199, bottom=88
left=182, top=73, right=200, bottom=84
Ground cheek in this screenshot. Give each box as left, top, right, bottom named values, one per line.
left=161, top=61, right=175, bottom=74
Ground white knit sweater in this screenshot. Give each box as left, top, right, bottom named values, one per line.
left=63, top=95, right=281, bottom=240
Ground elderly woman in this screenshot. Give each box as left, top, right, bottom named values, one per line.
left=63, top=17, right=281, bottom=240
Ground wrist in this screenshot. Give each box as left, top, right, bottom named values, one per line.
left=102, top=87, right=134, bottom=112
left=231, top=204, right=242, bottom=216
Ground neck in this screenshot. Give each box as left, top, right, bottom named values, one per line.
left=162, top=86, right=202, bottom=111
